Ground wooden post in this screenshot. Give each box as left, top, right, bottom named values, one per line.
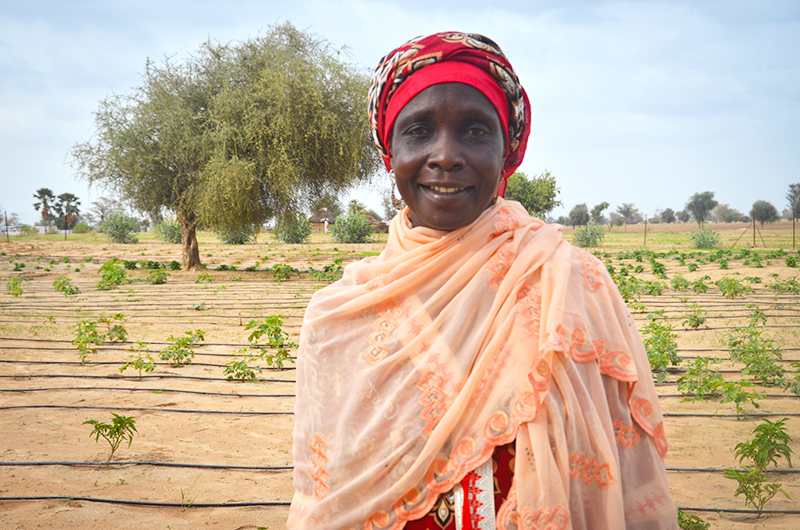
left=4, top=211, right=8, bottom=243
left=752, top=210, right=755, bottom=248
left=644, top=215, right=647, bottom=246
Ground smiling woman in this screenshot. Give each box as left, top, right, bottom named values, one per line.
left=289, top=32, right=679, bottom=530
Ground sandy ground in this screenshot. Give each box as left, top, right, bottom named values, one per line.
left=1, top=236, right=799, bottom=529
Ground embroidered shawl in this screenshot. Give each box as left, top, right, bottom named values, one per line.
left=289, top=200, right=677, bottom=529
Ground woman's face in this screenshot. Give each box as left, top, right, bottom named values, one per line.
left=390, top=83, right=505, bottom=231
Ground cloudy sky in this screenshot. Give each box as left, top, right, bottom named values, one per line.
left=2, top=0, right=798, bottom=225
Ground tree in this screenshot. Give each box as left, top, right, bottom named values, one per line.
left=381, top=186, right=401, bottom=221
left=310, top=192, right=343, bottom=220
left=590, top=202, right=609, bottom=225
left=685, top=191, right=718, bottom=228
left=660, top=208, right=676, bottom=224
left=568, top=203, right=590, bottom=227
left=712, top=203, right=746, bottom=223
left=89, top=197, right=121, bottom=226
left=787, top=184, right=800, bottom=220
left=751, top=200, right=779, bottom=227
left=53, top=193, right=81, bottom=239
left=676, top=209, right=691, bottom=223
left=71, top=22, right=379, bottom=270
left=608, top=212, right=625, bottom=229
left=33, top=188, right=56, bottom=229
left=615, top=203, right=640, bottom=231
left=504, top=170, right=562, bottom=220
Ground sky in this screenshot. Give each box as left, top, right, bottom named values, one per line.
left=1, top=0, right=799, bottom=226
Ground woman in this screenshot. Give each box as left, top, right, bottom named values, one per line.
left=289, top=32, right=678, bottom=530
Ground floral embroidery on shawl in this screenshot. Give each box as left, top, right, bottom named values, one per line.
left=569, top=453, right=615, bottom=489
left=487, top=240, right=515, bottom=292
left=309, top=432, right=330, bottom=500
left=364, top=300, right=403, bottom=365
left=575, top=248, right=604, bottom=292
left=418, top=373, right=450, bottom=436
left=613, top=419, right=641, bottom=448
left=516, top=504, right=570, bottom=530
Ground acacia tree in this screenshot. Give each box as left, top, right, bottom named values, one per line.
left=33, top=188, right=56, bottom=229
left=89, top=197, right=121, bottom=226
left=751, top=200, right=779, bottom=227
left=71, top=23, right=378, bottom=269
left=504, top=170, right=562, bottom=219
left=685, top=191, right=718, bottom=228
left=615, top=203, right=640, bottom=231
left=568, top=204, right=589, bottom=227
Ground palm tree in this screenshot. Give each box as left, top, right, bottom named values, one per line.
left=33, top=188, right=56, bottom=229
left=54, top=193, right=81, bottom=239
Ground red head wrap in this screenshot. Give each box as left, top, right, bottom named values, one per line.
left=368, top=32, right=531, bottom=197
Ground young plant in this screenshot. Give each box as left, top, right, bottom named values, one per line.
left=72, top=319, right=106, bottom=364
left=310, top=258, right=344, bottom=283
left=723, top=417, right=793, bottom=516
left=269, top=263, right=297, bottom=281
left=195, top=272, right=212, bottom=283
left=691, top=275, right=710, bottom=294
left=245, top=315, right=297, bottom=369
left=727, top=306, right=785, bottom=386
left=159, top=329, right=205, bottom=367
left=676, top=357, right=724, bottom=399
left=120, top=341, right=155, bottom=380
left=84, top=413, right=138, bottom=461
left=719, top=380, right=763, bottom=416
left=640, top=312, right=680, bottom=383
left=715, top=276, right=752, bottom=299
left=97, top=259, right=129, bottom=290
left=6, top=275, right=28, bottom=297
left=146, top=269, right=169, bottom=285
left=53, top=275, right=80, bottom=296
left=99, top=313, right=127, bottom=343
left=765, top=275, right=800, bottom=295
left=681, top=303, right=707, bottom=329
left=676, top=509, right=709, bottom=530
left=670, top=274, right=690, bottom=291
left=223, top=349, right=262, bottom=382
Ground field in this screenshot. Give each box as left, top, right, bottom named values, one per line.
left=1, top=223, right=799, bottom=529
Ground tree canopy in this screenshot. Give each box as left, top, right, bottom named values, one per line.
left=33, top=188, right=56, bottom=228
left=590, top=202, right=609, bottom=225
left=568, top=203, right=590, bottom=227
left=685, top=191, right=718, bottom=227
left=71, top=22, right=379, bottom=269
left=659, top=207, right=676, bottom=224
left=787, top=183, right=800, bottom=220
left=504, top=170, right=562, bottom=220
left=751, top=200, right=779, bottom=227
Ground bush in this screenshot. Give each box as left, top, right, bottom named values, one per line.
left=572, top=223, right=605, bottom=248
left=274, top=212, right=312, bottom=244
left=689, top=227, right=720, bottom=249
left=331, top=211, right=373, bottom=244
left=100, top=212, right=140, bottom=244
left=19, top=225, right=39, bottom=236
left=72, top=223, right=93, bottom=234
left=216, top=226, right=258, bottom=245
left=154, top=219, right=181, bottom=244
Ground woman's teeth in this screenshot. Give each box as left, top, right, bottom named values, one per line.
left=430, top=186, right=463, bottom=194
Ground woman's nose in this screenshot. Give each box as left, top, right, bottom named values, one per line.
left=426, top=131, right=465, bottom=172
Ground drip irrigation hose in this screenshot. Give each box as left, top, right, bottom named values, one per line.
left=677, top=506, right=800, bottom=515
left=0, top=374, right=295, bottom=383
left=0, top=461, right=291, bottom=470
left=0, top=496, right=291, bottom=507
left=0, top=405, right=293, bottom=415
left=0, top=387, right=295, bottom=397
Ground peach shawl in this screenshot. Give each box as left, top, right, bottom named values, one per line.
left=289, top=200, right=677, bottom=529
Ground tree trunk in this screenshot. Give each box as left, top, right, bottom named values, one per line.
left=178, top=211, right=203, bottom=271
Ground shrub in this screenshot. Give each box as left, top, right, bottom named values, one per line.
left=100, top=212, right=140, bottom=244
left=147, top=269, right=169, bottom=284
left=53, top=276, right=80, bottom=296
left=274, top=212, right=312, bottom=244
left=572, top=223, right=604, bottom=248
left=97, top=259, right=129, bottom=290
left=786, top=256, right=798, bottom=268
left=689, top=227, right=720, bottom=249
left=19, top=224, right=39, bottom=236
left=331, top=211, right=373, bottom=244
left=640, top=312, right=680, bottom=383
left=72, top=222, right=93, bottom=234
left=216, top=226, right=257, bottom=245
left=154, top=219, right=181, bottom=244
left=245, top=315, right=297, bottom=369
left=166, top=260, right=181, bottom=270
left=6, top=275, right=28, bottom=297
left=160, top=329, right=205, bottom=367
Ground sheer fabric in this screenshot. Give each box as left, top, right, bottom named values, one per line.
left=289, top=200, right=677, bottom=529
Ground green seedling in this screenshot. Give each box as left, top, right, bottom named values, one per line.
left=640, top=312, right=680, bottom=383
left=120, top=341, right=155, bottom=380
left=99, top=313, right=127, bottom=343
left=223, top=349, right=262, bottom=382
left=676, top=357, right=724, bottom=399
left=6, top=275, right=28, bottom=297
left=727, top=305, right=784, bottom=386
left=719, top=380, right=763, bottom=416
left=681, top=303, right=707, bottom=329
left=190, top=302, right=207, bottom=311
left=146, top=269, right=169, bottom=285
left=195, top=272, right=212, bottom=283
left=676, top=509, right=709, bottom=530
left=270, top=263, right=297, bottom=281
left=97, top=259, right=129, bottom=290
left=670, top=274, right=690, bottom=291
left=53, top=275, right=80, bottom=296
left=245, top=315, right=297, bottom=370
left=715, top=276, right=752, bottom=299
left=765, top=275, right=800, bottom=295
left=691, top=275, right=710, bottom=294
left=73, top=319, right=106, bottom=364
left=723, top=417, right=793, bottom=515
left=84, top=413, right=137, bottom=461
left=159, top=329, right=205, bottom=367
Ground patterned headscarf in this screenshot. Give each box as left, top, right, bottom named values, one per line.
left=368, top=32, right=531, bottom=197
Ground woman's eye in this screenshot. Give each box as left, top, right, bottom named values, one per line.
left=466, top=127, right=487, bottom=137
left=407, top=126, right=430, bottom=137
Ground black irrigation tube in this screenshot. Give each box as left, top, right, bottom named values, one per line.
left=663, top=412, right=800, bottom=418
left=0, top=496, right=291, bottom=507
left=0, top=405, right=293, bottom=415
left=0, top=374, right=295, bottom=383
left=667, top=467, right=800, bottom=474
left=0, top=387, right=295, bottom=398
left=0, top=337, right=299, bottom=347
left=0, top=461, right=292, bottom=471
left=677, top=506, right=800, bottom=515
left=0, top=359, right=298, bottom=370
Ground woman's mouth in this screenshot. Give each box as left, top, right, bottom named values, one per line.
left=426, top=185, right=465, bottom=194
